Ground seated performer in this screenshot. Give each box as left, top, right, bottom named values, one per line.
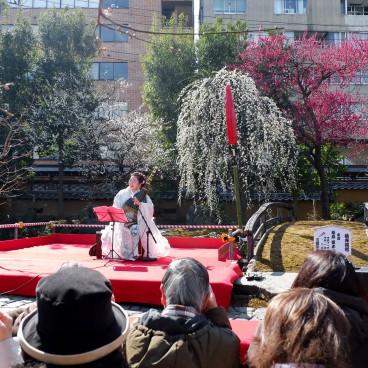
left=101, top=171, right=170, bottom=260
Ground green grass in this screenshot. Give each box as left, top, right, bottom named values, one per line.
left=255, top=220, right=368, bottom=272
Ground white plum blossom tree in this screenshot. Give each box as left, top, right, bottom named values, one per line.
left=95, top=109, right=175, bottom=179
left=83, top=105, right=175, bottom=185
left=176, top=68, right=298, bottom=216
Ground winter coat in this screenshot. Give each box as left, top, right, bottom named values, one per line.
left=315, top=287, right=368, bottom=368
left=124, top=307, right=241, bottom=368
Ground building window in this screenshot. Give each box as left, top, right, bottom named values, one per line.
left=91, top=62, right=128, bottom=80
left=274, top=0, right=307, bottom=14
left=102, top=0, right=128, bottom=9
left=247, top=31, right=268, bottom=42
left=10, top=0, right=99, bottom=9
left=351, top=70, right=368, bottom=84
left=95, top=102, right=127, bottom=120
left=97, top=26, right=128, bottom=42
left=347, top=5, right=368, bottom=15
left=326, top=32, right=368, bottom=45
left=61, top=0, right=75, bottom=7
left=350, top=103, right=368, bottom=121
left=325, top=32, right=345, bottom=45
left=351, top=32, right=368, bottom=40
left=214, top=0, right=246, bottom=14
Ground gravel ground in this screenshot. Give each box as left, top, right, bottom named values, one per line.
left=0, top=294, right=265, bottom=320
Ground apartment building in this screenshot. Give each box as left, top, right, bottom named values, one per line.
left=3, top=0, right=368, bottom=113
left=202, top=1, right=368, bottom=38
left=2, top=0, right=163, bottom=113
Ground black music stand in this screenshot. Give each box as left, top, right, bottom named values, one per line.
left=93, top=206, right=128, bottom=263
left=137, top=207, right=157, bottom=262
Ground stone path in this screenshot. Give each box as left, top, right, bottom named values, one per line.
left=234, top=272, right=298, bottom=300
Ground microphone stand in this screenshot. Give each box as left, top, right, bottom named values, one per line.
left=137, top=206, right=157, bottom=262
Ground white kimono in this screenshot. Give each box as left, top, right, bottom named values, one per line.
left=101, top=187, right=170, bottom=260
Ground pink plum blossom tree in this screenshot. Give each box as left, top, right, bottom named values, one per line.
left=237, top=33, right=368, bottom=219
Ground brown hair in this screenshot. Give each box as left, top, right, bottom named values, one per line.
left=248, top=288, right=350, bottom=368
left=292, top=250, right=362, bottom=297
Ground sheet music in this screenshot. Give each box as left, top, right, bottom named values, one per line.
left=93, top=206, right=128, bottom=223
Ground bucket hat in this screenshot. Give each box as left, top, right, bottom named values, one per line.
left=18, top=266, right=129, bottom=365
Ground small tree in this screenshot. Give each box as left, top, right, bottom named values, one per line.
left=237, top=33, right=368, bottom=219
left=0, top=111, right=31, bottom=203
left=141, top=13, right=196, bottom=145
left=196, top=17, right=246, bottom=77
left=90, top=109, right=175, bottom=186
left=37, top=8, right=97, bottom=79
left=141, top=15, right=247, bottom=147
left=0, top=14, right=40, bottom=115
left=29, top=73, right=97, bottom=217
left=0, top=15, right=39, bottom=204
left=28, top=8, right=98, bottom=217
left=177, top=68, right=298, bottom=220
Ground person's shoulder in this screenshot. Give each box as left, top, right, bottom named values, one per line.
left=138, top=309, right=162, bottom=325
left=316, top=287, right=368, bottom=314
left=115, top=187, right=130, bottom=197
left=127, top=310, right=162, bottom=338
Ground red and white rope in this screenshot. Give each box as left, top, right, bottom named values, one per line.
left=52, top=224, right=104, bottom=228
left=23, top=222, right=50, bottom=227
left=157, top=225, right=234, bottom=229
left=0, top=222, right=236, bottom=230
left=0, top=224, right=18, bottom=229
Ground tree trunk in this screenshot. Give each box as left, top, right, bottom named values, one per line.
left=58, top=139, right=64, bottom=218
left=315, top=150, right=331, bottom=220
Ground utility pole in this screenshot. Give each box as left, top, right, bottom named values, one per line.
left=193, top=0, right=203, bottom=43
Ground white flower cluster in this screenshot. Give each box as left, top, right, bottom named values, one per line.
left=176, top=68, right=298, bottom=213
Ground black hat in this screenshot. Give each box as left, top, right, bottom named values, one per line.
left=17, top=266, right=129, bottom=365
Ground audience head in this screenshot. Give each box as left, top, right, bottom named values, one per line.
left=161, top=257, right=210, bottom=312
left=292, top=250, right=361, bottom=297
left=17, top=266, right=129, bottom=367
left=248, top=288, right=350, bottom=368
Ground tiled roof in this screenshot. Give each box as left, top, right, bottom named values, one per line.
left=331, top=181, right=368, bottom=190
left=18, top=183, right=118, bottom=200
left=17, top=186, right=179, bottom=201
left=16, top=181, right=368, bottom=201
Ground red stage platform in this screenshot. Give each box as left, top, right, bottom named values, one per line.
left=0, top=234, right=243, bottom=311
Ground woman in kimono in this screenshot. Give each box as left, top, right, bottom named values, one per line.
left=101, top=172, right=170, bottom=260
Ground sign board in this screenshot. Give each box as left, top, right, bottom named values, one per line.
left=314, top=225, right=352, bottom=255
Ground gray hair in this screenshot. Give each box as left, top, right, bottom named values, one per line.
left=162, top=257, right=210, bottom=311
